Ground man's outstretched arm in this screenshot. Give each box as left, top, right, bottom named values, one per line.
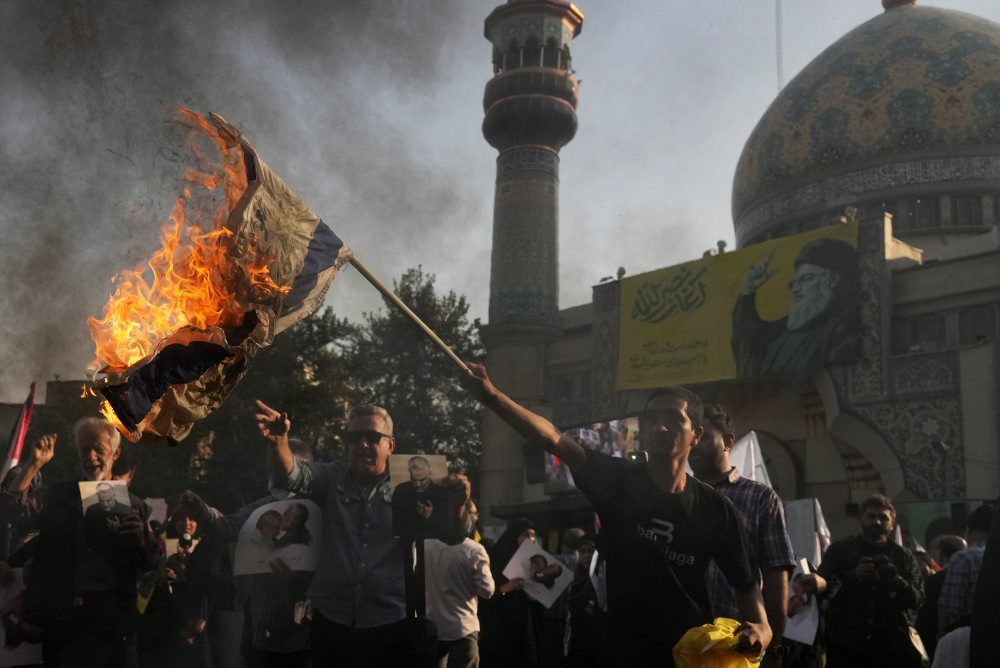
left=464, top=363, right=587, bottom=471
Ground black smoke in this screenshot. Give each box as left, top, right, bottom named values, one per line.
left=0, top=0, right=485, bottom=401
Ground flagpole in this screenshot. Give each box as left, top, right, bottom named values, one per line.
left=348, top=255, right=470, bottom=373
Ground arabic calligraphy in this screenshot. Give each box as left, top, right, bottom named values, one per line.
left=630, top=266, right=709, bottom=324
left=627, top=338, right=710, bottom=372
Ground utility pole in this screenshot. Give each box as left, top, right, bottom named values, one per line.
left=775, top=0, right=784, bottom=91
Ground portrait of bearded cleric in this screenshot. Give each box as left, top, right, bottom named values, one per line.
left=731, top=238, right=857, bottom=377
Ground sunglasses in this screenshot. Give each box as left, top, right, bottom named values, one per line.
left=345, top=430, right=392, bottom=447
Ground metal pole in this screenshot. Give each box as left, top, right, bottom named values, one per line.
left=775, top=0, right=784, bottom=91
left=348, top=255, right=470, bottom=373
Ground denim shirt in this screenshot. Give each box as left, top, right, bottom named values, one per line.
left=285, top=460, right=404, bottom=628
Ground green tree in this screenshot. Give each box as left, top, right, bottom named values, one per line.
left=182, top=306, right=359, bottom=510
left=346, top=267, right=485, bottom=484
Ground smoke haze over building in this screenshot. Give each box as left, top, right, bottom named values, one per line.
left=2, top=0, right=999, bottom=402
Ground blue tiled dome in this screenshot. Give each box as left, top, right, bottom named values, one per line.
left=733, top=4, right=1000, bottom=245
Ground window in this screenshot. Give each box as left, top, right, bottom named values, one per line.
left=892, top=318, right=914, bottom=354
left=952, top=196, right=983, bottom=227
left=911, top=198, right=938, bottom=229
left=959, top=304, right=996, bottom=345
left=912, top=312, right=947, bottom=351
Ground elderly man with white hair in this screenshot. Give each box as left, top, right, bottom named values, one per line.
left=2, top=417, right=159, bottom=667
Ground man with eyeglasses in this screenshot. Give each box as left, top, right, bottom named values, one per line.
left=254, top=401, right=470, bottom=667
left=463, top=364, right=771, bottom=667
left=732, top=237, right=857, bottom=377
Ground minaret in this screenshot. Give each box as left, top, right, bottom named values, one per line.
left=483, top=0, right=583, bottom=326
left=479, top=0, right=583, bottom=522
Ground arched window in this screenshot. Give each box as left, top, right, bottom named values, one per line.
left=543, top=37, right=560, bottom=68
left=524, top=36, right=542, bottom=68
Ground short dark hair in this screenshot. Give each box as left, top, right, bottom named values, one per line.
left=967, top=504, right=993, bottom=533
left=860, top=494, right=896, bottom=520
left=642, top=386, right=704, bottom=429
left=702, top=404, right=735, bottom=436
left=935, top=535, right=967, bottom=560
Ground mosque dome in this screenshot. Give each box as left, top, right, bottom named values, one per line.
left=732, top=3, right=1000, bottom=247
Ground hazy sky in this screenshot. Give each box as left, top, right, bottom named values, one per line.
left=3, top=0, right=1000, bottom=403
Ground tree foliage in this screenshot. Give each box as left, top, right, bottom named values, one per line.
left=181, top=307, right=359, bottom=510
left=346, top=267, right=485, bottom=482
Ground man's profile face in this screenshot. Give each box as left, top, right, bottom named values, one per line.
left=347, top=414, right=396, bottom=480
left=787, top=262, right=839, bottom=331
left=77, top=428, right=118, bottom=482
left=860, top=506, right=894, bottom=544
left=639, top=395, right=702, bottom=464
left=689, top=424, right=727, bottom=478
left=281, top=505, right=305, bottom=530
left=409, top=466, right=431, bottom=492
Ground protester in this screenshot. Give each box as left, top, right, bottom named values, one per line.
left=424, top=500, right=495, bottom=668
left=916, top=534, right=966, bottom=660
left=939, top=503, right=991, bottom=634
left=7, top=417, right=160, bottom=665
left=969, top=499, right=1000, bottom=666
left=138, top=512, right=203, bottom=668
left=689, top=404, right=795, bottom=665
left=565, top=533, right=605, bottom=667
left=542, top=527, right=583, bottom=666
left=0, top=433, right=54, bottom=563
left=253, top=400, right=470, bottom=667
left=463, top=363, right=770, bottom=666
left=799, top=494, right=924, bottom=667
left=175, top=438, right=318, bottom=667
left=480, top=519, right=542, bottom=668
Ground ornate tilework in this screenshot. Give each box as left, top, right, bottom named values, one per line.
left=734, top=5, right=1000, bottom=243
left=497, top=148, right=560, bottom=179
left=847, top=399, right=964, bottom=499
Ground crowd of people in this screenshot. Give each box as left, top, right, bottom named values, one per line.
left=0, top=363, right=994, bottom=667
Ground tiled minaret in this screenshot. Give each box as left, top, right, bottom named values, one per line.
left=480, top=0, right=583, bottom=522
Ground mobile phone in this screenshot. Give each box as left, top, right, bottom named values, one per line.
left=626, top=450, right=648, bottom=463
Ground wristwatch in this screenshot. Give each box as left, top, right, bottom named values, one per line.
left=769, top=644, right=788, bottom=659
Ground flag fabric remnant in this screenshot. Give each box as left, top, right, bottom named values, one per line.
left=1, top=384, right=35, bottom=479
left=96, top=113, right=352, bottom=443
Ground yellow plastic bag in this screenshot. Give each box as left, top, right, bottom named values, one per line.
left=672, top=617, right=760, bottom=668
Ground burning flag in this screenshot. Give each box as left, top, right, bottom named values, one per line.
left=1, top=384, right=35, bottom=479
left=88, top=111, right=351, bottom=443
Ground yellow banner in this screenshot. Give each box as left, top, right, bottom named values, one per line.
left=617, top=221, right=859, bottom=389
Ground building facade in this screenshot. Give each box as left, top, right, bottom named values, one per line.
left=481, top=0, right=1000, bottom=542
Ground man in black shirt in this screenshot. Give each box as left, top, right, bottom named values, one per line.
left=797, top=494, right=924, bottom=667
left=464, top=363, right=770, bottom=666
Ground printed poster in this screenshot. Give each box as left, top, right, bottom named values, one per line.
left=618, top=221, right=858, bottom=388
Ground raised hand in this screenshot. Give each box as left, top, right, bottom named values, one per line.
left=741, top=249, right=778, bottom=295
left=255, top=399, right=290, bottom=447
left=462, top=362, right=498, bottom=403
left=116, top=512, right=147, bottom=548
left=29, top=434, right=57, bottom=469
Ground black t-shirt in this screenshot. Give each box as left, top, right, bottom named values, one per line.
left=573, top=449, right=755, bottom=665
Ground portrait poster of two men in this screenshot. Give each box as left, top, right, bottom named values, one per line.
left=617, top=220, right=859, bottom=389
left=232, top=499, right=322, bottom=576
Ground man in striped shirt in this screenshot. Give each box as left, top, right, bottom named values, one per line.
left=689, top=404, right=795, bottom=665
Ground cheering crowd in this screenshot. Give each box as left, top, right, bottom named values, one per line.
left=0, top=362, right=994, bottom=667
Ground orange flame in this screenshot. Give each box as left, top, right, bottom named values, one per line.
left=87, top=109, right=287, bottom=413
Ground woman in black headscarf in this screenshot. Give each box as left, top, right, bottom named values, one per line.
left=479, top=518, right=543, bottom=668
